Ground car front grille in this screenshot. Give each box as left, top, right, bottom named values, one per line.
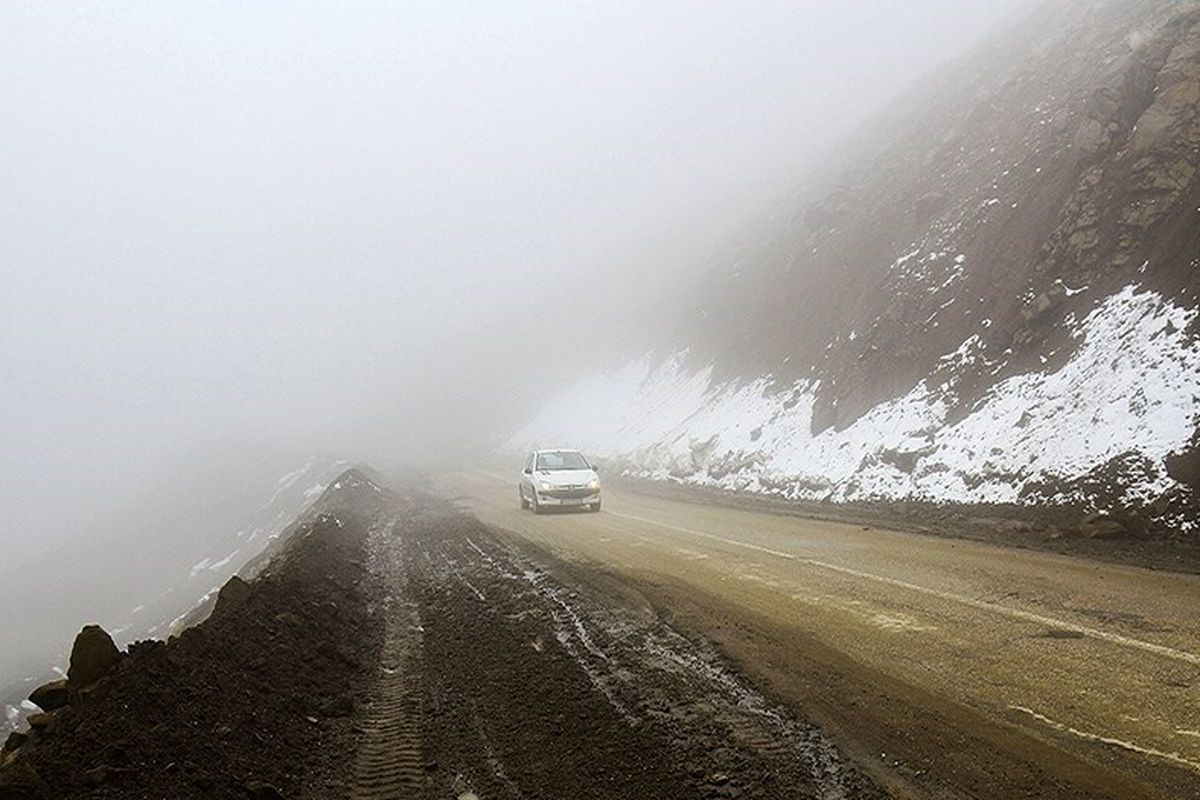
left=541, top=486, right=597, bottom=500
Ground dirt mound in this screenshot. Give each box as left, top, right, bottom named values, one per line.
left=0, top=485, right=386, bottom=799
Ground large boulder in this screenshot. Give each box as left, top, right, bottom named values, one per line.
left=66, top=625, right=120, bottom=688
left=23, top=715, right=54, bottom=735
left=27, top=680, right=69, bottom=712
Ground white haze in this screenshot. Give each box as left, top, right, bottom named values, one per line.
left=1, top=1, right=1027, bottom=661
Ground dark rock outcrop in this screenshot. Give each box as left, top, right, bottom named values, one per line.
left=26, top=681, right=68, bottom=714
left=66, top=625, right=120, bottom=688
left=22, top=716, right=53, bottom=736
left=685, top=0, right=1200, bottom=442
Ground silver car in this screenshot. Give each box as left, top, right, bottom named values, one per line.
left=519, top=449, right=601, bottom=513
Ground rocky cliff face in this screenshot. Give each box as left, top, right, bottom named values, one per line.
left=510, top=0, right=1200, bottom=535
left=695, top=0, right=1199, bottom=428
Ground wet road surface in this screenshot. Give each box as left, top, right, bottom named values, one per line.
left=440, top=471, right=1200, bottom=799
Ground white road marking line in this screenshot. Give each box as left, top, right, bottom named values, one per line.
left=739, top=573, right=781, bottom=587
left=1010, top=706, right=1200, bottom=774
left=672, top=546, right=710, bottom=561
left=608, top=510, right=1200, bottom=667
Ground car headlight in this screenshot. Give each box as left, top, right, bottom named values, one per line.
left=587, top=479, right=600, bottom=490
left=539, top=481, right=554, bottom=491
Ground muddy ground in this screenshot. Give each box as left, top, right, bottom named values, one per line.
left=1, top=478, right=387, bottom=799
left=447, top=469, right=1200, bottom=800
left=14, top=470, right=1181, bottom=799
left=386, top=498, right=886, bottom=800
left=2, top=476, right=898, bottom=799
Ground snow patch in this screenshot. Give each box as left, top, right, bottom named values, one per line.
left=508, top=285, right=1199, bottom=510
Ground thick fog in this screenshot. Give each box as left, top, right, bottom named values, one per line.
left=2, top=2, right=1027, bottom=675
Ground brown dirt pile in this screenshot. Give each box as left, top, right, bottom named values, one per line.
left=1, top=496, right=384, bottom=799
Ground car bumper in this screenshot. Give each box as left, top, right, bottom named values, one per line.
left=535, top=491, right=600, bottom=506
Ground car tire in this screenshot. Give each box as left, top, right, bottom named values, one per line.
left=590, top=501, right=601, bottom=513
left=532, top=495, right=544, bottom=515
left=519, top=488, right=529, bottom=509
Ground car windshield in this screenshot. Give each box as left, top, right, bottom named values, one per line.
left=536, top=451, right=590, bottom=470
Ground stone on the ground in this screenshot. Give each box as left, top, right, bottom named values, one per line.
left=1, top=732, right=27, bottom=756
left=28, top=680, right=69, bottom=712
left=67, top=625, right=120, bottom=688
left=24, top=714, right=54, bottom=734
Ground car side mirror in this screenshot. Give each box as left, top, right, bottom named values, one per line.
left=592, top=465, right=600, bottom=473
left=523, top=467, right=532, bottom=475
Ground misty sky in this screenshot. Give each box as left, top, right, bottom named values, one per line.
left=2, top=1, right=1028, bottom=570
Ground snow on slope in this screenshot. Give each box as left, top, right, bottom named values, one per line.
left=509, top=285, right=1199, bottom=524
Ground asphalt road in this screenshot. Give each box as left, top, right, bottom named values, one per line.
left=441, top=471, right=1200, bottom=799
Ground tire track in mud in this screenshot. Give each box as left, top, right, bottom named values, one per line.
left=350, top=515, right=428, bottom=800
left=408, top=502, right=888, bottom=800
left=503, top=547, right=863, bottom=800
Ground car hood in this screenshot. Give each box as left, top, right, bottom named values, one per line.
left=533, top=469, right=598, bottom=487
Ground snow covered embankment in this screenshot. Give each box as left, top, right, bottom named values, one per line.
left=508, top=285, right=1199, bottom=530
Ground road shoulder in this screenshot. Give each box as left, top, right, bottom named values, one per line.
left=609, top=474, right=1200, bottom=575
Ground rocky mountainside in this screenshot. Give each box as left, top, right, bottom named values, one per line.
left=509, top=0, right=1200, bottom=536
